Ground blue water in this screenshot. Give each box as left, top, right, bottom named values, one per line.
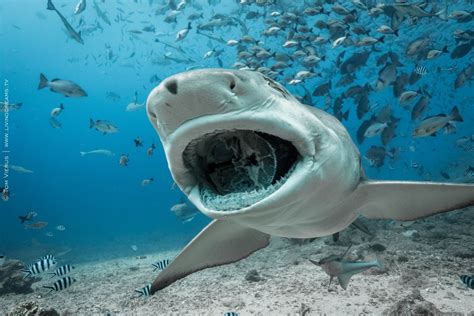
left=0, top=0, right=473, bottom=264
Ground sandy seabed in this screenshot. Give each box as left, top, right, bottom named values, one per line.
left=1, top=208, right=473, bottom=315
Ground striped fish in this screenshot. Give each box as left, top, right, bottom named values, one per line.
left=460, top=275, right=474, bottom=289
left=135, top=284, right=151, bottom=297
left=414, top=65, right=428, bottom=76
left=43, top=276, right=76, bottom=294
left=22, top=257, right=56, bottom=279
left=48, top=264, right=75, bottom=278
left=152, top=259, right=170, bottom=272
left=40, top=254, right=56, bottom=261
left=224, top=313, right=239, bottom=316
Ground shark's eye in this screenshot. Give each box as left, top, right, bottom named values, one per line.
left=229, top=78, right=236, bottom=90
left=262, top=75, right=290, bottom=99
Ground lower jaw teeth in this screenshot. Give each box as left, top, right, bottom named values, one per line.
left=200, top=163, right=296, bottom=212
left=182, top=129, right=300, bottom=212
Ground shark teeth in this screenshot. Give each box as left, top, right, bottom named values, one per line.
left=200, top=162, right=297, bottom=212
left=182, top=129, right=300, bottom=211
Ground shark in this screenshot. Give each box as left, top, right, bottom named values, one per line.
left=145, top=69, right=474, bottom=294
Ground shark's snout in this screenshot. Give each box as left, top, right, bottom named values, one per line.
left=147, top=69, right=242, bottom=136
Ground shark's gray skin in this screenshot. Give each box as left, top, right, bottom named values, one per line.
left=146, top=69, right=474, bottom=294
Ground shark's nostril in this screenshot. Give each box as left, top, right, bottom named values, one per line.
left=165, top=79, right=178, bottom=94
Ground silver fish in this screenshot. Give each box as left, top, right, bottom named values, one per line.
left=74, top=0, right=86, bottom=15
left=92, top=0, right=111, bottom=25
left=80, top=149, right=114, bottom=157
left=309, top=246, right=383, bottom=290
left=170, top=198, right=199, bottom=223
left=413, top=106, right=463, bottom=138
left=89, top=119, right=119, bottom=134
left=10, top=165, right=34, bottom=174
left=38, top=73, right=87, bottom=97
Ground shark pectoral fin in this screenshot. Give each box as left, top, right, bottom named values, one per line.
left=356, top=181, right=474, bottom=221
left=150, top=219, right=270, bottom=294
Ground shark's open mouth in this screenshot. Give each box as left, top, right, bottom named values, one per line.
left=182, top=130, right=300, bottom=211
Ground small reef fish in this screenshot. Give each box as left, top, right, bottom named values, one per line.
left=141, top=178, right=154, bottom=186
left=309, top=246, right=383, bottom=290
left=126, top=92, right=144, bottom=112
left=89, top=119, right=119, bottom=134
left=10, top=165, right=34, bottom=174
left=49, top=264, right=74, bottom=278
left=413, top=106, right=463, bottom=138
left=23, top=257, right=56, bottom=278
left=40, top=255, right=55, bottom=261
left=135, top=284, right=151, bottom=297
left=170, top=198, right=198, bottom=223
left=38, top=73, right=87, bottom=97
left=47, top=0, right=84, bottom=44
left=176, top=22, right=192, bottom=41
left=92, top=0, right=111, bottom=26
left=414, top=65, right=428, bottom=76
left=152, top=259, right=170, bottom=272
left=56, top=225, right=66, bottom=231
left=18, top=211, right=37, bottom=224
left=74, top=0, right=86, bottom=15
left=147, top=143, right=156, bottom=156
left=106, top=91, right=120, bottom=101
left=0, top=102, right=22, bottom=112
left=224, top=313, right=239, bottom=316
left=119, top=154, right=129, bottom=166
left=460, top=275, right=474, bottom=289
left=45, top=231, right=54, bottom=237
left=25, top=221, right=48, bottom=229
left=131, top=245, right=138, bottom=251
left=43, top=276, right=76, bottom=294
left=80, top=149, right=114, bottom=157
left=364, top=122, right=388, bottom=138
left=134, top=137, right=143, bottom=147
left=50, top=104, right=64, bottom=117
left=126, top=102, right=144, bottom=112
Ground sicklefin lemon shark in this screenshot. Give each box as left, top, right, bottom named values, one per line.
left=146, top=69, right=474, bottom=294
